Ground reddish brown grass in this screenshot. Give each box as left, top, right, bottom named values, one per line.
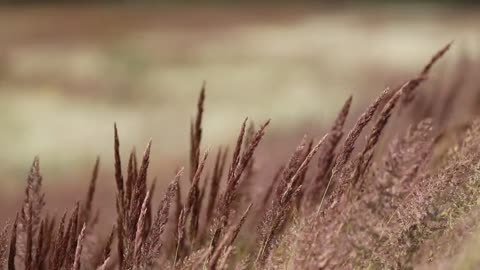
left=4, top=43, right=479, bottom=270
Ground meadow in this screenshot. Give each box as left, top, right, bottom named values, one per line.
left=1, top=5, right=480, bottom=270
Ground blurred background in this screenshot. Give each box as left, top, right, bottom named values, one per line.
left=0, top=1, right=479, bottom=219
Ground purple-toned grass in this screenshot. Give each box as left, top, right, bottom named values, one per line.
left=3, top=43, right=478, bottom=270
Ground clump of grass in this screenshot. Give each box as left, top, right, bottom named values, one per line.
left=3, top=42, right=480, bottom=270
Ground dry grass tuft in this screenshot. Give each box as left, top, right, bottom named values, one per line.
left=5, top=43, right=479, bottom=270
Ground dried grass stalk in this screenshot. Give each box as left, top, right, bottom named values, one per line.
left=211, top=120, right=270, bottom=253
left=306, top=96, right=352, bottom=206
left=72, top=223, right=87, bottom=270
left=8, top=215, right=18, bottom=270
left=84, top=156, right=100, bottom=224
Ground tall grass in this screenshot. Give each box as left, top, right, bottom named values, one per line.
left=2, top=43, right=480, bottom=269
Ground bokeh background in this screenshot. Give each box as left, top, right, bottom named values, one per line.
left=1, top=1, right=479, bottom=220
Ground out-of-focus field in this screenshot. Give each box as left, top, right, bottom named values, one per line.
left=0, top=5, right=479, bottom=216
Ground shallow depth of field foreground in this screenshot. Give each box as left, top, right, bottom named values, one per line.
left=3, top=42, right=480, bottom=270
